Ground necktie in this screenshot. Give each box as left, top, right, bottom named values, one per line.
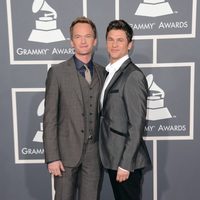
left=84, top=64, right=92, bottom=84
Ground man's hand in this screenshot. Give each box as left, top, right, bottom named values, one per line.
left=48, top=160, right=65, bottom=176
left=116, top=167, right=130, bottom=182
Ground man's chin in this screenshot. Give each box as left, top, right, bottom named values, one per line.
left=79, top=52, right=92, bottom=56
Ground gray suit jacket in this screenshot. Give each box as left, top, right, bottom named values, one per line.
left=99, top=58, right=151, bottom=171
left=43, top=57, right=105, bottom=167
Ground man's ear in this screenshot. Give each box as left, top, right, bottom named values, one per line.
left=93, top=38, right=97, bottom=47
left=70, top=40, right=74, bottom=48
left=128, top=41, right=133, bottom=50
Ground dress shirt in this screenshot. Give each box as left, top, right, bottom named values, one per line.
left=73, top=55, right=93, bottom=77
left=100, top=55, right=129, bottom=108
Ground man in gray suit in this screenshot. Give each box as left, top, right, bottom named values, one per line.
left=43, top=16, right=105, bottom=200
left=99, top=19, right=151, bottom=200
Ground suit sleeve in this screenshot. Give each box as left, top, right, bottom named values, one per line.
left=119, top=70, right=148, bottom=171
left=43, top=67, right=60, bottom=163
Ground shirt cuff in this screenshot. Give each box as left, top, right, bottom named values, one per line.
left=118, top=166, right=130, bottom=172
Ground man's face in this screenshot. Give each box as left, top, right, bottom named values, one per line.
left=71, top=23, right=97, bottom=57
left=106, top=29, right=132, bottom=63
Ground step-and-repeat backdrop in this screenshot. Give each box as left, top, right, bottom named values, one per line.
left=1, top=0, right=200, bottom=199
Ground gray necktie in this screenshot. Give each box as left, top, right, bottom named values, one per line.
left=84, top=64, right=92, bottom=84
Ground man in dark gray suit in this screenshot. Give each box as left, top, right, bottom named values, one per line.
left=43, top=16, right=105, bottom=200
left=99, top=19, right=151, bottom=200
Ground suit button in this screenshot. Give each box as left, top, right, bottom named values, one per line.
left=81, top=130, right=84, bottom=133
left=88, top=135, right=93, bottom=140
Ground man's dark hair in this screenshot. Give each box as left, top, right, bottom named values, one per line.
left=70, top=16, right=97, bottom=39
left=106, top=19, right=133, bottom=43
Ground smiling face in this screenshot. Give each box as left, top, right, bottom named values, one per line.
left=70, top=23, right=97, bottom=60
left=106, top=29, right=133, bottom=64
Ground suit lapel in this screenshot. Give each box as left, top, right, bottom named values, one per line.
left=65, top=58, right=83, bottom=107
left=93, top=63, right=104, bottom=89
left=93, top=63, right=106, bottom=113
left=103, top=58, right=131, bottom=106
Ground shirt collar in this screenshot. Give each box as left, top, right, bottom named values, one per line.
left=106, top=55, right=129, bottom=73
left=73, top=55, right=93, bottom=71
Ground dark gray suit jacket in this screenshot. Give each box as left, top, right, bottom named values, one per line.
left=43, top=57, right=105, bottom=167
left=99, top=58, right=151, bottom=171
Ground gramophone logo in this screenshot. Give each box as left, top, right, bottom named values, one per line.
left=28, top=0, right=65, bottom=43
left=33, top=99, right=44, bottom=143
left=135, top=0, right=173, bottom=17
left=146, top=74, right=172, bottom=121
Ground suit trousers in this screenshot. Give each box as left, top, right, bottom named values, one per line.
left=108, top=169, right=142, bottom=200
left=54, top=142, right=103, bottom=200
